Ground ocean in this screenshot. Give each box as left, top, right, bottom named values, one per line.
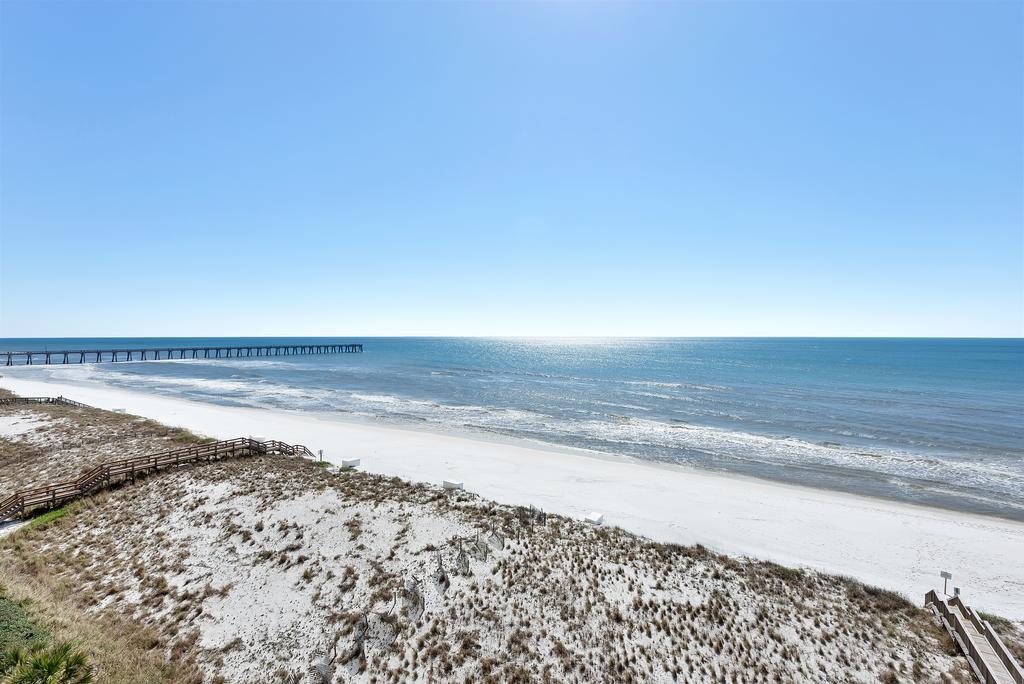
left=1, top=337, right=1021, bottom=520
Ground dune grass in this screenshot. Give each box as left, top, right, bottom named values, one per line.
left=27, top=505, right=72, bottom=530
left=0, top=513, right=202, bottom=684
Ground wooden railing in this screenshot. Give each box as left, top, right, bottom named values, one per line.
left=925, top=590, right=1024, bottom=684
left=0, top=437, right=318, bottom=524
left=951, top=596, right=1024, bottom=684
left=0, top=396, right=95, bottom=409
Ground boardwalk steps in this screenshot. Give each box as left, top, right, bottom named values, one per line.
left=0, top=437, right=316, bottom=524
left=925, top=590, right=1023, bottom=684
left=4, top=343, right=362, bottom=366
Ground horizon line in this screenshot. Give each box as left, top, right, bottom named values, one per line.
left=0, top=335, right=1022, bottom=341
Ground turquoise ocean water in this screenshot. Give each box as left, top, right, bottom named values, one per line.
left=1, top=337, right=1021, bottom=520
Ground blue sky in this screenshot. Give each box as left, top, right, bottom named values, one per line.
left=1, top=1, right=1021, bottom=337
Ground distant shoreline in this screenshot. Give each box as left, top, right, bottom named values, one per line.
left=2, top=372, right=1023, bottom=620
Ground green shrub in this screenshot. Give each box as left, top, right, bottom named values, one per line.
left=0, top=592, right=48, bottom=652
left=26, top=507, right=70, bottom=530
left=0, top=641, right=92, bottom=683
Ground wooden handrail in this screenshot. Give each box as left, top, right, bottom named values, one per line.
left=0, top=396, right=95, bottom=409
left=0, top=436, right=318, bottom=524
left=926, top=590, right=1023, bottom=684
left=963, top=603, right=1024, bottom=684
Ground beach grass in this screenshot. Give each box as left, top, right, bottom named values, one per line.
left=27, top=505, right=73, bottom=530
left=0, top=452, right=981, bottom=683
left=0, top=524, right=202, bottom=683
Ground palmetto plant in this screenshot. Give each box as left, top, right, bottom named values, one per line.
left=0, top=642, right=92, bottom=684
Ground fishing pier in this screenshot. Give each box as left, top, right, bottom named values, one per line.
left=3, top=343, right=363, bottom=366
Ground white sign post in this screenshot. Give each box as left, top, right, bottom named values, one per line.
left=940, top=571, right=952, bottom=596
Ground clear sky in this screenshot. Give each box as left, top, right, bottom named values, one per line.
left=1, top=1, right=1021, bottom=338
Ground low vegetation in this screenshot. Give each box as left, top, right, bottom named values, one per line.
left=0, top=401, right=207, bottom=494
left=1, top=576, right=93, bottom=683
left=0, top=588, right=48, bottom=652
left=0, top=641, right=93, bottom=683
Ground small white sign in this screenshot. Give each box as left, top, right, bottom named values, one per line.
left=940, top=571, right=952, bottom=580
left=443, top=480, right=464, bottom=490
left=341, top=458, right=361, bottom=469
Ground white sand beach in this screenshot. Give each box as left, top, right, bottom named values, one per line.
left=3, top=374, right=1022, bottom=621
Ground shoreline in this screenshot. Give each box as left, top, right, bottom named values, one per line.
left=2, top=373, right=1023, bottom=620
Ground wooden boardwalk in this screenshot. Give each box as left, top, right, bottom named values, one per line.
left=0, top=437, right=316, bottom=524
left=0, top=396, right=94, bottom=409
left=3, top=343, right=362, bottom=366
left=925, top=590, right=1023, bottom=684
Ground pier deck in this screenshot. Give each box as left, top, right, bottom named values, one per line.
left=3, top=343, right=362, bottom=366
